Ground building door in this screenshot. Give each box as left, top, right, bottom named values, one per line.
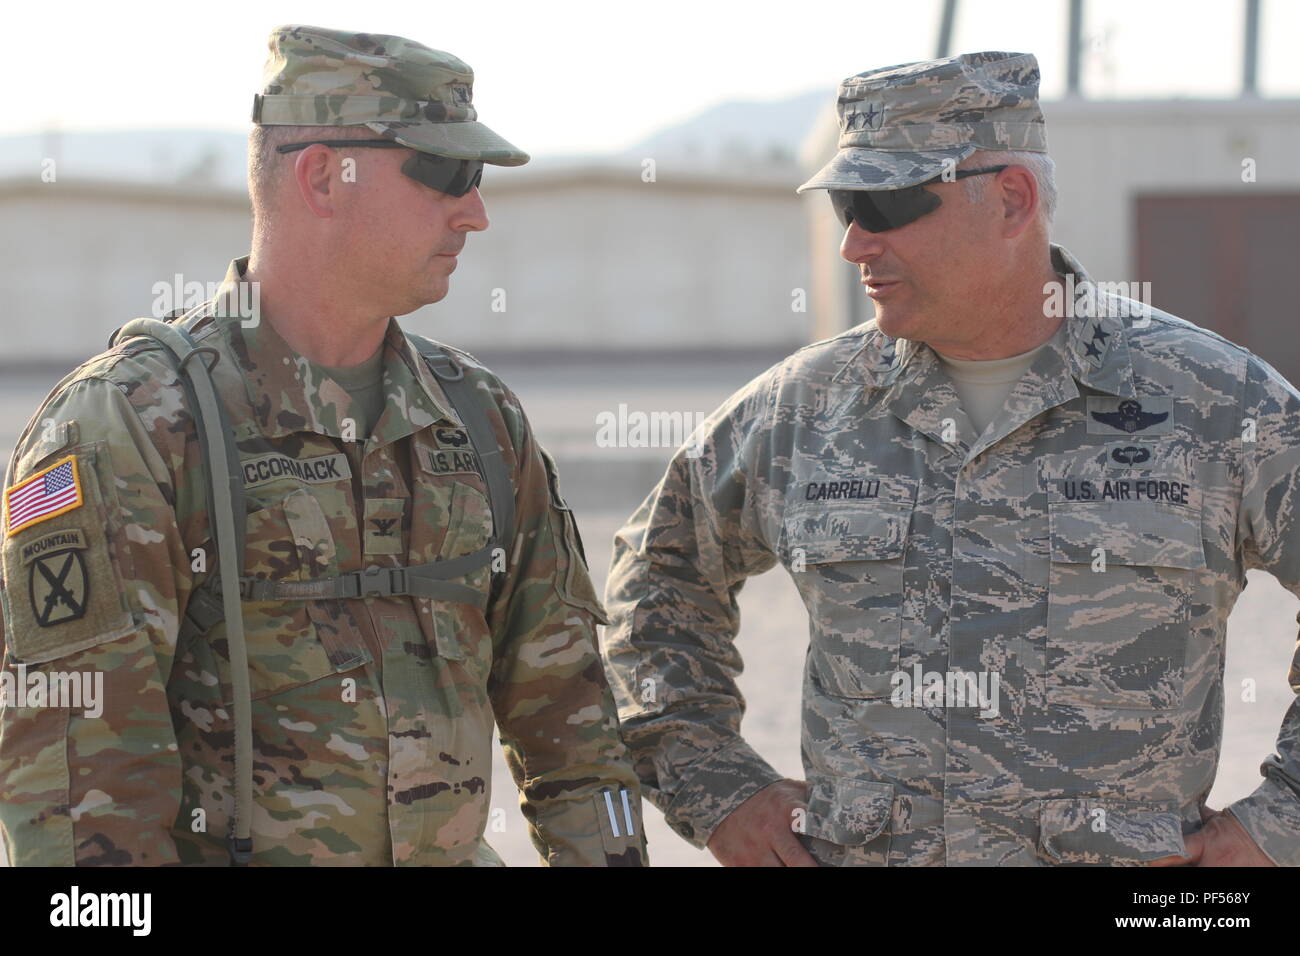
left=1136, top=194, right=1300, bottom=387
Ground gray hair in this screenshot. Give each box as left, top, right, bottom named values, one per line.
left=958, top=150, right=1057, bottom=228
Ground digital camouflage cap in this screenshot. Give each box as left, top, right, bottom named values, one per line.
left=798, top=51, right=1046, bottom=193
left=252, top=24, right=529, bottom=166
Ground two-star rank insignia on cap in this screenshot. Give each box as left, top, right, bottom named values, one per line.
left=4, top=456, right=84, bottom=537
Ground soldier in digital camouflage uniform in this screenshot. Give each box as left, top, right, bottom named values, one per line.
left=0, top=24, right=646, bottom=866
left=604, top=51, right=1297, bottom=866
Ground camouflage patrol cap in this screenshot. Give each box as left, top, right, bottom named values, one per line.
left=797, top=51, right=1045, bottom=193
left=253, top=24, right=529, bottom=166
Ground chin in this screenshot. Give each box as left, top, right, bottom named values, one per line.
left=416, top=277, right=450, bottom=308
left=390, top=287, right=446, bottom=317
left=874, top=310, right=909, bottom=339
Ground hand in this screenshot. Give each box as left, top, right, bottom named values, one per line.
left=707, top=779, right=819, bottom=867
left=1149, top=806, right=1276, bottom=867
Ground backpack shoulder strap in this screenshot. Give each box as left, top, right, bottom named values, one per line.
left=107, top=316, right=255, bottom=866
left=406, top=334, right=516, bottom=557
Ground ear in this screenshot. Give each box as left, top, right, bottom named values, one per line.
left=291, top=145, right=339, bottom=219
left=997, top=165, right=1039, bottom=239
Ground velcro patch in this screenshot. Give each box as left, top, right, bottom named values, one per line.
left=4, top=455, right=84, bottom=537
left=801, top=478, right=882, bottom=502
left=29, top=539, right=90, bottom=627
left=1, top=446, right=134, bottom=661
left=1087, top=397, right=1174, bottom=436
left=419, top=447, right=481, bottom=477
left=1051, top=475, right=1194, bottom=507
left=364, top=498, right=405, bottom=555
left=19, top=528, right=87, bottom=564
left=241, top=452, right=352, bottom=489
left=434, top=427, right=470, bottom=448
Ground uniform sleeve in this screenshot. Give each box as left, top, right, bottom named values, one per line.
left=601, top=370, right=786, bottom=849
left=0, top=375, right=191, bottom=865
left=1229, top=353, right=1300, bottom=865
left=484, top=384, right=647, bottom=866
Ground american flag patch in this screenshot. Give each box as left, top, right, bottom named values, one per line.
left=4, top=456, right=84, bottom=537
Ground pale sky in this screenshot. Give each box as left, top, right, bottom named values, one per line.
left=9, top=0, right=1297, bottom=156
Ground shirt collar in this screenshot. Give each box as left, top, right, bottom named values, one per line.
left=205, top=256, right=462, bottom=443
left=835, top=242, right=1138, bottom=400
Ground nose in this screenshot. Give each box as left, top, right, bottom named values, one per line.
left=451, top=185, right=489, bottom=232
left=839, top=220, right=886, bottom=264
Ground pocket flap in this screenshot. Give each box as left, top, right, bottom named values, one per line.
left=785, top=477, right=917, bottom=565
left=1039, top=799, right=1187, bottom=864
left=806, top=776, right=893, bottom=846
left=1048, top=498, right=1205, bottom=570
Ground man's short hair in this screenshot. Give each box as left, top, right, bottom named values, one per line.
left=247, top=124, right=368, bottom=213
left=958, top=150, right=1058, bottom=227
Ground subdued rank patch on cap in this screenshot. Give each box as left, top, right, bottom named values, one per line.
left=798, top=51, right=1046, bottom=193
left=4, top=456, right=84, bottom=537
left=253, top=24, right=529, bottom=166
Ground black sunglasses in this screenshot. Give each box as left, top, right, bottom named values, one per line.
left=828, top=165, right=1009, bottom=233
left=275, top=140, right=485, bottom=197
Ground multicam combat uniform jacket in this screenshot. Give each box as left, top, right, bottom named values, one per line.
left=604, top=244, right=1300, bottom=865
left=0, top=257, right=646, bottom=866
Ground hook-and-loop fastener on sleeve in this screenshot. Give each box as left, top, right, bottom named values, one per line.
left=1, top=445, right=136, bottom=665
left=593, top=787, right=643, bottom=863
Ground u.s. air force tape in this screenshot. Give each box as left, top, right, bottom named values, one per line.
left=241, top=452, right=352, bottom=489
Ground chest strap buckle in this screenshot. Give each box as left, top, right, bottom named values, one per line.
left=351, top=566, right=406, bottom=598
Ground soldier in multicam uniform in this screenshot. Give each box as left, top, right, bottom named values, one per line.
left=0, top=25, right=646, bottom=867
left=604, top=52, right=1295, bottom=866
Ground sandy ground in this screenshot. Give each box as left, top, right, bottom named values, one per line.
left=1, top=356, right=1295, bottom=867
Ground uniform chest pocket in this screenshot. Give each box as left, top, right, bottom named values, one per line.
left=191, top=490, right=369, bottom=706
left=1046, top=490, right=1206, bottom=711
left=408, top=474, right=494, bottom=676
left=784, top=480, right=916, bottom=700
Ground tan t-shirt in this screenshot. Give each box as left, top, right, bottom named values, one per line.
left=318, top=344, right=386, bottom=440
left=933, top=338, right=1052, bottom=436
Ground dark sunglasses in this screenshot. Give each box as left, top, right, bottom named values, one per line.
left=275, top=140, right=484, bottom=197
left=828, top=165, right=1008, bottom=232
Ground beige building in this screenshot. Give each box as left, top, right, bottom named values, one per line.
left=0, top=153, right=812, bottom=369
left=3, top=93, right=1297, bottom=376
